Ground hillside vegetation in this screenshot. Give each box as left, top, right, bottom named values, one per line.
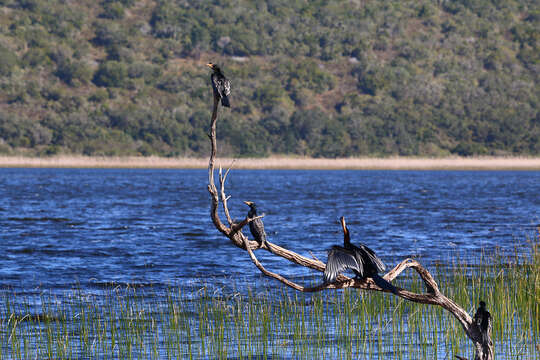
left=0, top=0, right=538, bottom=157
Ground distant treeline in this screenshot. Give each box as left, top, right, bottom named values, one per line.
left=0, top=0, right=538, bottom=157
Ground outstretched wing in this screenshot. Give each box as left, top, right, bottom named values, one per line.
left=358, top=244, right=386, bottom=273
left=324, top=246, right=362, bottom=284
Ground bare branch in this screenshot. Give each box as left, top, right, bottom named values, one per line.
left=385, top=258, right=440, bottom=294
left=208, top=95, right=229, bottom=237
left=309, top=251, right=321, bottom=262
left=230, top=214, right=265, bottom=237
left=223, top=159, right=235, bottom=180
left=240, top=229, right=330, bottom=292
left=219, top=165, right=233, bottom=226
left=219, top=159, right=236, bottom=227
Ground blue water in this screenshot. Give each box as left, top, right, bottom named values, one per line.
left=0, top=168, right=538, bottom=293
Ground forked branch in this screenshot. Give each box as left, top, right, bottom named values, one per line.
left=206, top=91, right=493, bottom=360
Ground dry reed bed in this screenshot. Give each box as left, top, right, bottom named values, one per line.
left=1, top=156, right=540, bottom=170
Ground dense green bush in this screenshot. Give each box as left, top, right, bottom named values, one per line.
left=93, top=61, right=128, bottom=88
left=93, top=23, right=128, bottom=47
left=0, top=45, right=18, bottom=76
left=101, top=2, right=124, bottom=20
left=55, top=59, right=92, bottom=85
left=22, top=48, right=51, bottom=67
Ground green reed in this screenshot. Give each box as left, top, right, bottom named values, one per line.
left=0, top=237, right=538, bottom=359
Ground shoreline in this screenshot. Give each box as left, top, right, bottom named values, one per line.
left=1, top=156, right=540, bottom=170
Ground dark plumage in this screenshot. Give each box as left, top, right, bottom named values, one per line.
left=323, top=216, right=397, bottom=294
left=207, top=63, right=231, bottom=107
left=244, top=201, right=267, bottom=247
left=474, top=301, right=492, bottom=345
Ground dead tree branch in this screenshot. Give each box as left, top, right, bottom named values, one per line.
left=219, top=164, right=234, bottom=226
left=206, top=90, right=493, bottom=360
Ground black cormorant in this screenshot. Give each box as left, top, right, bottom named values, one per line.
left=474, top=301, right=492, bottom=345
left=206, top=63, right=231, bottom=107
left=244, top=201, right=267, bottom=247
left=324, top=216, right=397, bottom=293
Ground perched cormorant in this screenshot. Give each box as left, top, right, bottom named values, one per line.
left=206, top=63, right=231, bottom=107
left=324, top=216, right=397, bottom=294
left=244, top=201, right=267, bottom=247
left=474, top=301, right=492, bottom=345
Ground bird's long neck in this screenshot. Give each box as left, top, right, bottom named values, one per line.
left=248, top=207, right=257, bottom=217
left=340, top=216, right=351, bottom=246
left=343, top=228, right=350, bottom=246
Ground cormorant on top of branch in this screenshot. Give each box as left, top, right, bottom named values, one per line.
left=474, top=301, right=492, bottom=345
left=206, top=63, right=231, bottom=107
left=324, top=217, right=397, bottom=294
left=244, top=201, right=267, bottom=247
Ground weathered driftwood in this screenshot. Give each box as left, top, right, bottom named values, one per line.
left=206, top=93, right=494, bottom=360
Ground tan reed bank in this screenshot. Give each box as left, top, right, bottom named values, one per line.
left=1, top=156, right=540, bottom=170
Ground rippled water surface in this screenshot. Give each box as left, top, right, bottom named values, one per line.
left=0, top=168, right=538, bottom=292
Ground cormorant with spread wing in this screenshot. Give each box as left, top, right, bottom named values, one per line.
left=207, top=63, right=231, bottom=107
left=244, top=201, right=267, bottom=247
left=474, top=301, right=492, bottom=346
left=324, top=216, right=397, bottom=294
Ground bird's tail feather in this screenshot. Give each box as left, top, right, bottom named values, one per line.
left=371, top=274, right=398, bottom=294
left=221, top=96, right=230, bottom=107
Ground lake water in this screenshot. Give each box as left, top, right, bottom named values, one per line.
left=0, top=168, right=538, bottom=293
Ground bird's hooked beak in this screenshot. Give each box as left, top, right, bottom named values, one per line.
left=206, top=63, right=214, bottom=69
left=244, top=201, right=253, bottom=207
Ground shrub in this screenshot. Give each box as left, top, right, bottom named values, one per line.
left=156, top=76, right=183, bottom=93
left=22, top=48, right=51, bottom=68
left=56, top=60, right=92, bottom=85
left=0, top=45, right=18, bottom=76
left=93, top=23, right=128, bottom=47
left=89, top=89, right=109, bottom=103
left=451, top=142, right=488, bottom=156
left=93, top=61, right=128, bottom=87
left=128, top=62, right=162, bottom=84
left=101, top=2, right=124, bottom=19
